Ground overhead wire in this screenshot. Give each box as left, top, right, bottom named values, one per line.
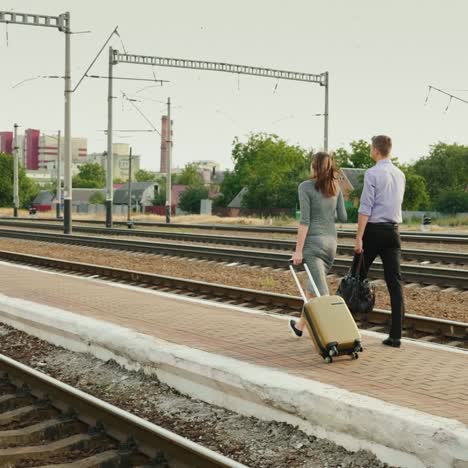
left=121, top=91, right=161, bottom=136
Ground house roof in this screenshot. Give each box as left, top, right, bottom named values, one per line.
left=113, top=182, right=155, bottom=204
left=32, top=190, right=55, bottom=205
left=340, top=168, right=365, bottom=190
left=228, top=187, right=248, bottom=208
left=72, top=188, right=106, bottom=204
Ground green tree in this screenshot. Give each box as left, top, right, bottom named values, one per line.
left=179, top=186, right=209, bottom=214
left=400, top=167, right=430, bottom=210
left=335, top=139, right=399, bottom=169
left=435, top=191, right=468, bottom=214
left=0, top=153, right=40, bottom=208
left=89, top=191, right=106, bottom=205
left=135, top=169, right=158, bottom=182
left=334, top=140, right=374, bottom=169
left=345, top=163, right=430, bottom=211
left=113, top=177, right=125, bottom=184
left=221, top=133, right=309, bottom=211
left=151, top=174, right=178, bottom=206
left=214, top=170, right=242, bottom=208
left=72, top=163, right=106, bottom=188
left=412, top=143, right=468, bottom=202
left=176, top=164, right=203, bottom=186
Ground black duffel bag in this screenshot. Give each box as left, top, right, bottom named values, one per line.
left=337, top=252, right=375, bottom=315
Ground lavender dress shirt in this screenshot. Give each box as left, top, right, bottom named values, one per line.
left=358, top=159, right=406, bottom=223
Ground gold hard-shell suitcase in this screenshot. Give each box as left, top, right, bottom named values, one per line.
left=289, top=262, right=363, bottom=363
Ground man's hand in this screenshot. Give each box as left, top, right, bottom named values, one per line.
left=292, top=251, right=303, bottom=265
left=354, top=237, right=363, bottom=254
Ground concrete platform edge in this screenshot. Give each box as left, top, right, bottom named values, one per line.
left=0, top=293, right=466, bottom=468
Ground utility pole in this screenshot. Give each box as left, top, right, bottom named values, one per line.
left=127, top=147, right=133, bottom=227
left=323, top=71, right=329, bottom=152
left=106, top=46, right=114, bottom=228
left=63, top=11, right=72, bottom=234
left=13, top=124, right=19, bottom=218
left=56, top=130, right=62, bottom=219
left=165, top=97, right=172, bottom=224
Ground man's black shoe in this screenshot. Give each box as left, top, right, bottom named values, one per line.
left=382, top=337, right=401, bottom=348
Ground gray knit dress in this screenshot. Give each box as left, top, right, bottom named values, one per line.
left=298, top=179, right=347, bottom=295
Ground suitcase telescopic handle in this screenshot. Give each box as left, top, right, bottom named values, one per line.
left=288, top=259, right=321, bottom=301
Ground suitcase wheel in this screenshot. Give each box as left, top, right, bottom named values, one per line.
left=328, top=344, right=339, bottom=358
left=350, top=352, right=359, bottom=360
left=324, top=356, right=333, bottom=364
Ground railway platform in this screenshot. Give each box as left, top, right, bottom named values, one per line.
left=0, top=261, right=466, bottom=468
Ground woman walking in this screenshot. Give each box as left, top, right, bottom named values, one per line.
left=289, top=152, right=347, bottom=337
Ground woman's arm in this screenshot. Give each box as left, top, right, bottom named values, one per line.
left=293, top=224, right=309, bottom=265
left=293, top=184, right=310, bottom=265
left=336, top=189, right=347, bottom=223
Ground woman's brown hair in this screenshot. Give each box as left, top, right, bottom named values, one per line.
left=312, top=152, right=338, bottom=198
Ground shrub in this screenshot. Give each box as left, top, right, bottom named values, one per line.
left=179, top=186, right=209, bottom=214
left=346, top=206, right=359, bottom=223
left=435, top=191, right=468, bottom=214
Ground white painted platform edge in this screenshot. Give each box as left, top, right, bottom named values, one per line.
left=0, top=293, right=466, bottom=468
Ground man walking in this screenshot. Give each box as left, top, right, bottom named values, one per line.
left=355, top=135, right=406, bottom=347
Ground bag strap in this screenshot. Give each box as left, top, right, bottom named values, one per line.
left=351, top=252, right=365, bottom=277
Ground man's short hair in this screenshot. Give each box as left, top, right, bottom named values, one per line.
left=371, top=135, right=392, bottom=157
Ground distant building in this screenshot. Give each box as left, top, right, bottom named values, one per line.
left=38, top=134, right=87, bottom=172
left=192, top=160, right=222, bottom=184
left=0, top=128, right=87, bottom=171
left=113, top=182, right=157, bottom=208
left=192, top=160, right=221, bottom=173
left=25, top=129, right=40, bottom=170
left=338, top=168, right=365, bottom=203
left=0, top=132, right=13, bottom=154
left=88, top=143, right=140, bottom=181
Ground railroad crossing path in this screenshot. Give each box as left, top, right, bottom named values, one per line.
left=0, top=261, right=466, bottom=468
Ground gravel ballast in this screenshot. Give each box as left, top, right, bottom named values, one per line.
left=0, top=238, right=466, bottom=323
left=0, top=324, right=393, bottom=468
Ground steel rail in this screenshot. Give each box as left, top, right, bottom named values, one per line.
left=0, top=250, right=466, bottom=346
left=0, top=353, right=245, bottom=467
left=0, top=228, right=466, bottom=289
left=0, top=220, right=466, bottom=266
left=2, top=217, right=467, bottom=243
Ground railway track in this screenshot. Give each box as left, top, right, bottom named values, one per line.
left=0, top=220, right=467, bottom=266
left=0, top=250, right=466, bottom=349
left=0, top=227, right=466, bottom=289
left=0, top=353, right=244, bottom=467
left=3, top=216, right=468, bottom=244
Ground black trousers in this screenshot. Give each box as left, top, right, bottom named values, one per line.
left=361, top=223, right=405, bottom=339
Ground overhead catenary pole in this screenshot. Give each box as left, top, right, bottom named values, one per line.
left=127, top=146, right=133, bottom=226
left=106, top=46, right=114, bottom=228
left=323, top=71, right=329, bottom=152
left=63, top=11, right=72, bottom=234
left=13, top=123, right=19, bottom=217
left=165, top=98, right=172, bottom=224
left=0, top=10, right=72, bottom=229
left=56, top=130, right=62, bottom=218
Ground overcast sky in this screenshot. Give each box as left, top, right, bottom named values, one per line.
left=1, top=0, right=468, bottom=171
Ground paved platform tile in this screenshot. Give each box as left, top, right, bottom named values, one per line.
left=0, top=263, right=466, bottom=426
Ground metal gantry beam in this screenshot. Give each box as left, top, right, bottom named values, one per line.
left=0, top=11, right=68, bottom=30
left=0, top=10, right=72, bottom=234
left=112, top=51, right=329, bottom=151
left=113, top=52, right=326, bottom=85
